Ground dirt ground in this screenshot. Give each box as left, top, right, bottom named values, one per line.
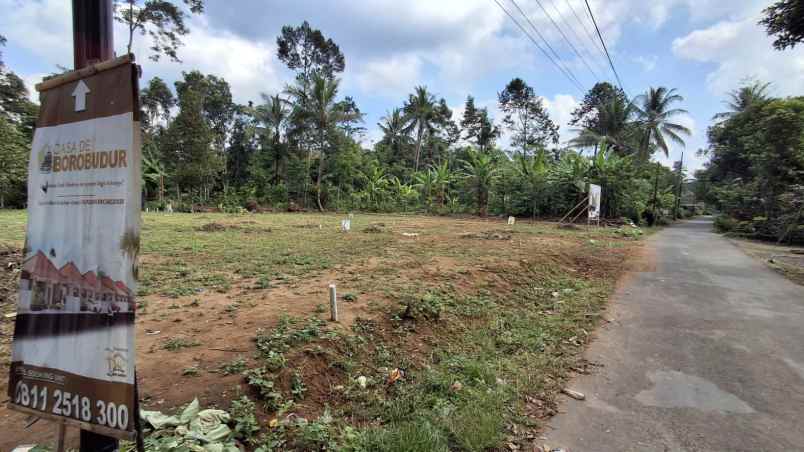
left=0, top=211, right=643, bottom=450
left=729, top=238, right=804, bottom=286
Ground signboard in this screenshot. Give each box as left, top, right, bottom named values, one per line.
left=7, top=56, right=141, bottom=439
left=588, top=184, right=601, bottom=220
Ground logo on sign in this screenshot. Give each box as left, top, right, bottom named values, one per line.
left=38, top=146, right=53, bottom=174
left=105, top=349, right=128, bottom=378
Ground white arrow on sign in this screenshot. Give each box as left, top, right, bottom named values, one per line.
left=71, top=80, right=91, bottom=112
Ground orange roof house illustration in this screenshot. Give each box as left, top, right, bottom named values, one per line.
left=19, top=251, right=134, bottom=314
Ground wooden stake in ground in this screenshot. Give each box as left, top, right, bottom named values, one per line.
left=329, top=284, right=338, bottom=322
left=56, top=423, right=66, bottom=452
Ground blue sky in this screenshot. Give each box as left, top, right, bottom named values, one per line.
left=2, top=0, right=803, bottom=173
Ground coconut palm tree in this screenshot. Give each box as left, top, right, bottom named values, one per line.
left=461, top=149, right=498, bottom=216
left=403, top=86, right=437, bottom=172
left=257, top=93, right=291, bottom=184
left=378, top=108, right=412, bottom=164
left=714, top=80, right=772, bottom=121
left=569, top=97, right=637, bottom=156
left=286, top=74, right=362, bottom=211
left=633, top=87, right=692, bottom=160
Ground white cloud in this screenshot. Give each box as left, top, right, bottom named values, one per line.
left=353, top=54, right=423, bottom=98
left=672, top=16, right=804, bottom=96
left=542, top=94, right=580, bottom=145
left=633, top=55, right=658, bottom=72
left=134, top=19, right=284, bottom=104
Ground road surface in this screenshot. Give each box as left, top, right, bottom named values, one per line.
left=546, top=218, right=804, bottom=451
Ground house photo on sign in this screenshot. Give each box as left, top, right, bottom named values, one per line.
left=7, top=56, right=141, bottom=439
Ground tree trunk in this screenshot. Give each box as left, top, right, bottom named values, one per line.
left=414, top=125, right=424, bottom=172
left=316, top=135, right=325, bottom=212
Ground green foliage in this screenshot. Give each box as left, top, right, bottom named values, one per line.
left=163, top=337, right=200, bottom=351
left=760, top=0, right=804, bottom=50
left=220, top=356, right=247, bottom=375
left=699, top=88, right=804, bottom=243
left=230, top=395, right=261, bottom=444
left=244, top=367, right=284, bottom=409
left=400, top=291, right=444, bottom=321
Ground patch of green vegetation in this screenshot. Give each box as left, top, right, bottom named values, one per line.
left=220, top=356, right=247, bottom=375
left=181, top=366, right=200, bottom=377
left=343, top=292, right=358, bottom=302
left=290, top=371, right=307, bottom=401
left=230, top=395, right=261, bottom=445
left=243, top=367, right=283, bottom=410
left=163, top=337, right=200, bottom=351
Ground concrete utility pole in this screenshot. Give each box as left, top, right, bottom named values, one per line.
left=72, top=1, right=119, bottom=451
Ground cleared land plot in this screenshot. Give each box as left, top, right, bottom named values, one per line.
left=0, top=211, right=644, bottom=451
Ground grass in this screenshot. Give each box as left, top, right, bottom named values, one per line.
left=0, top=209, right=641, bottom=451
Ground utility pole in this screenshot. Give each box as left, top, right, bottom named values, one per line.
left=72, top=1, right=120, bottom=451
left=674, top=151, right=684, bottom=220
left=651, top=162, right=660, bottom=225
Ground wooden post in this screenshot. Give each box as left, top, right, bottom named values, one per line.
left=72, top=0, right=114, bottom=69
left=329, top=284, right=338, bottom=322
left=72, top=1, right=120, bottom=451
left=56, top=423, right=66, bottom=452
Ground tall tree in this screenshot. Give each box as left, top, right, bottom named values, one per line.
left=114, top=0, right=205, bottom=61
left=378, top=108, right=412, bottom=165
left=286, top=74, right=362, bottom=211
left=713, top=80, right=772, bottom=121
left=174, top=71, right=235, bottom=153
left=162, top=82, right=220, bottom=199
left=140, top=76, right=176, bottom=128
left=570, top=97, right=636, bottom=156
left=569, top=82, right=628, bottom=130
left=0, top=69, right=38, bottom=141
left=461, top=95, right=500, bottom=153
left=760, top=0, right=804, bottom=50
left=498, top=78, right=559, bottom=157
left=256, top=93, right=291, bottom=184
left=276, top=21, right=345, bottom=85
left=0, top=116, right=28, bottom=208
left=226, top=104, right=258, bottom=188
left=632, top=87, right=692, bottom=159
left=403, top=86, right=437, bottom=172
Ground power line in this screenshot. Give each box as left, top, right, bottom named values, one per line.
left=583, top=0, right=627, bottom=96
left=564, top=0, right=606, bottom=60
left=493, top=0, right=585, bottom=94
left=509, top=0, right=586, bottom=90
left=545, top=0, right=608, bottom=78
left=530, top=0, right=601, bottom=82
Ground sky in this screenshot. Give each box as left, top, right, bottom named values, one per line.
left=1, top=0, right=803, bottom=173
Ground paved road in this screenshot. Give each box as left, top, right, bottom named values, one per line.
left=546, top=218, right=804, bottom=452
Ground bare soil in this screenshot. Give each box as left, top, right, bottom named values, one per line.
left=0, top=213, right=643, bottom=450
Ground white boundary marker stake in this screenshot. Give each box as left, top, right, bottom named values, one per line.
left=329, top=284, right=338, bottom=322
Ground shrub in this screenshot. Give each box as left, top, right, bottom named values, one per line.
left=400, top=292, right=443, bottom=321
left=714, top=215, right=738, bottom=232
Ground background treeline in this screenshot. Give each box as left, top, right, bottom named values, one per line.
left=695, top=82, right=804, bottom=244
left=1, top=21, right=801, bottom=235
left=129, top=22, right=695, bottom=225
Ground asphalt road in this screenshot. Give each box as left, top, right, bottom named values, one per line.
left=546, top=218, right=804, bottom=452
